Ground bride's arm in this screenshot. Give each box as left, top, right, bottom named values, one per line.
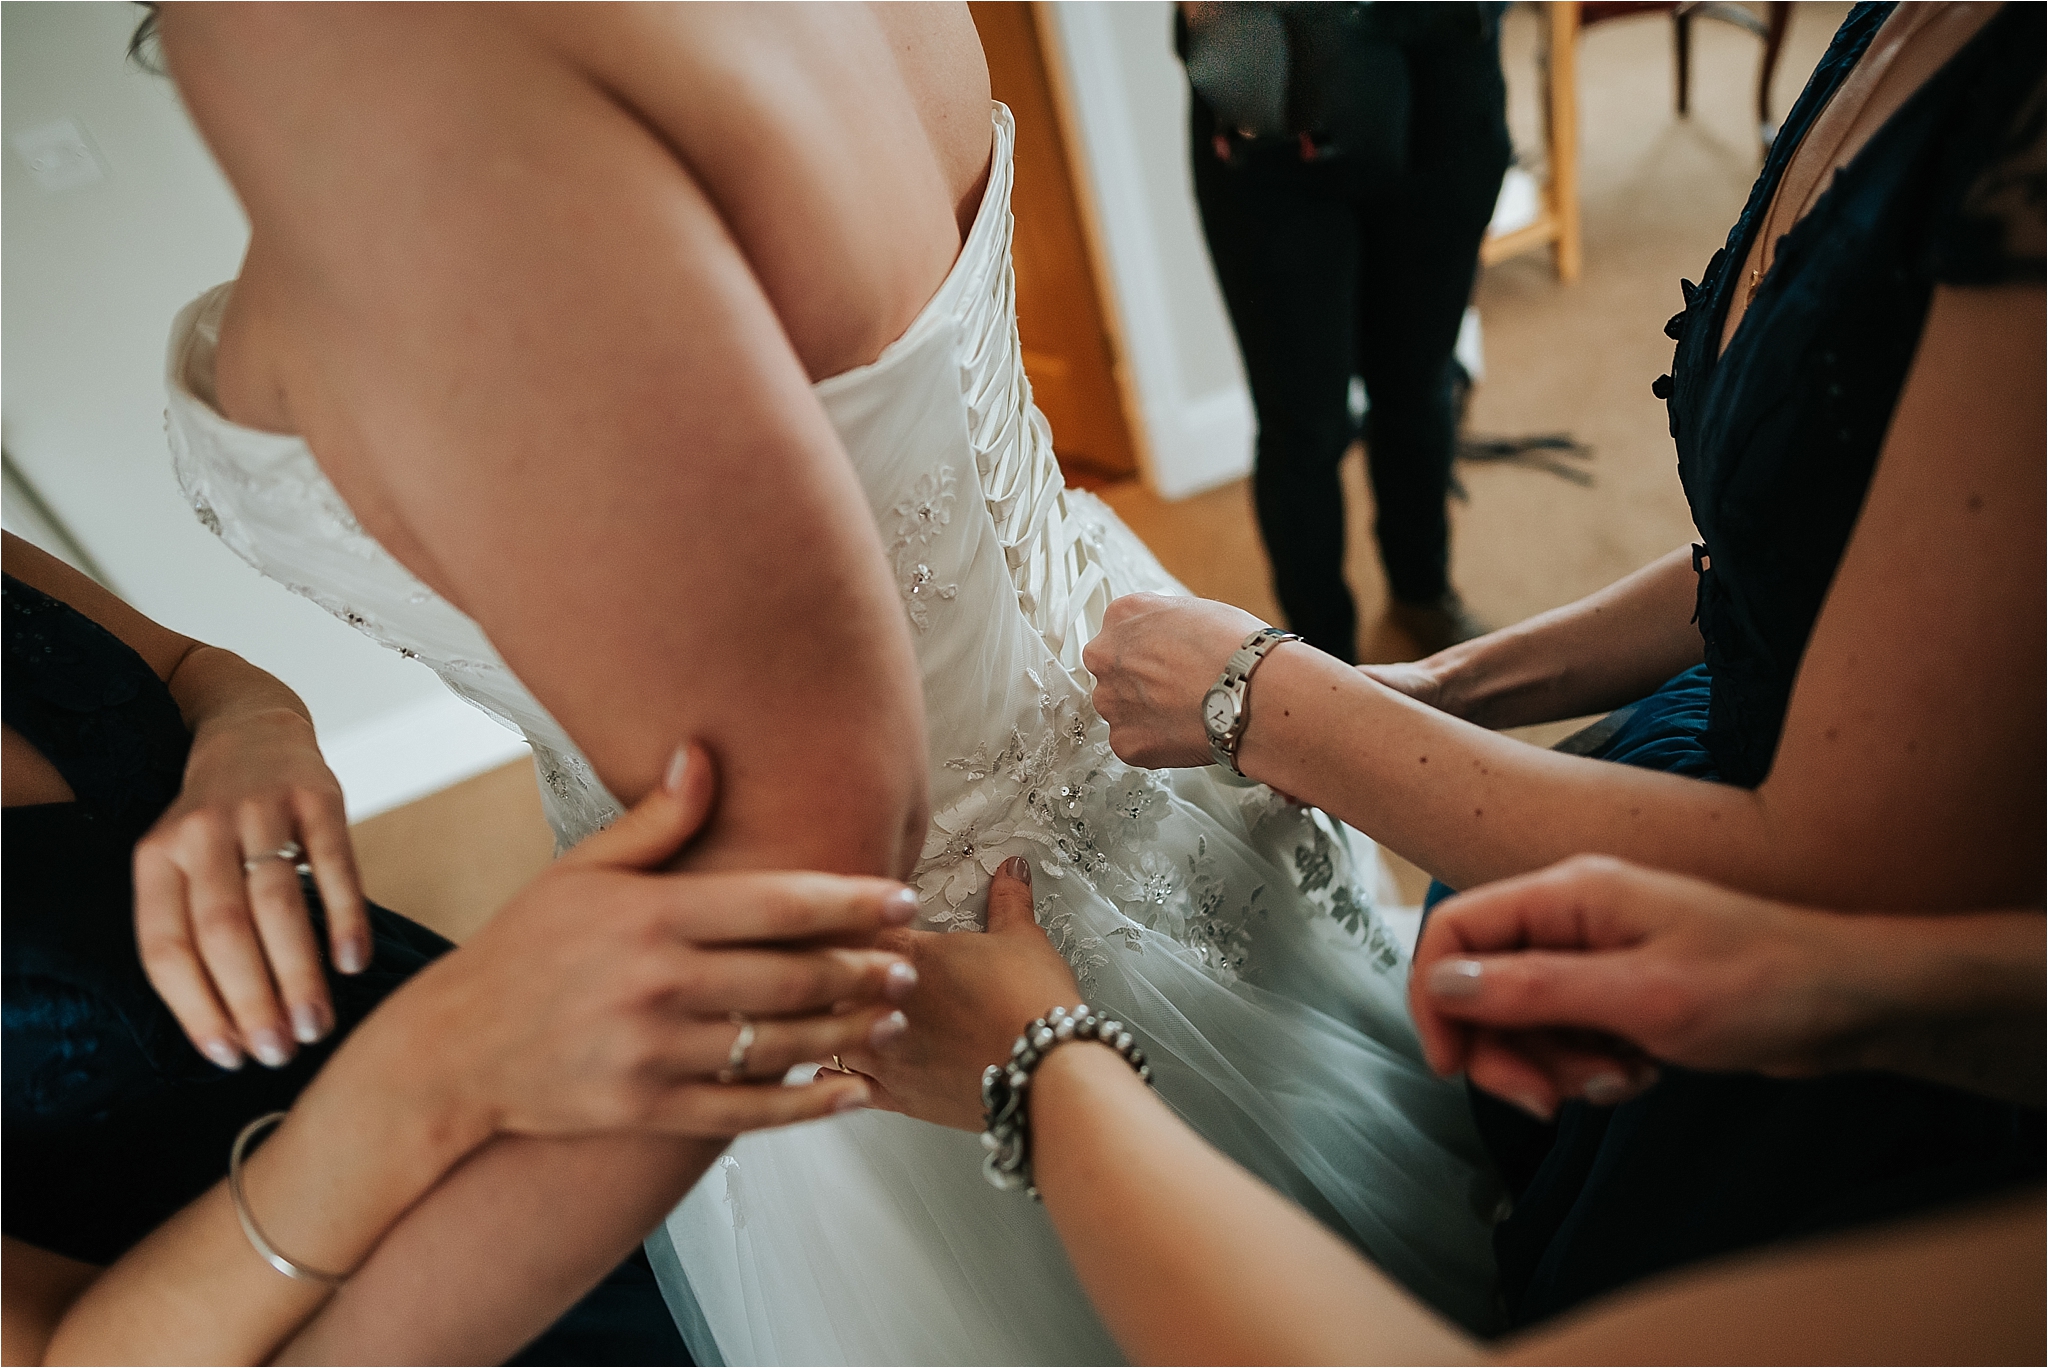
left=1089, top=284, right=2044, bottom=912
left=154, top=8, right=952, bottom=1357
left=157, top=4, right=932, bottom=880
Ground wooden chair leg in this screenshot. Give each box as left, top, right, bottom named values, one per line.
left=1758, top=1, right=1792, bottom=142
left=1547, top=0, right=1583, bottom=283
left=1674, top=10, right=1692, bottom=117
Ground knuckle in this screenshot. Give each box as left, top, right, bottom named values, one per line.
left=190, top=900, right=249, bottom=940
left=135, top=923, right=190, bottom=965
left=769, top=959, right=821, bottom=1008
left=666, top=956, right=712, bottom=1005
left=1558, top=852, right=1627, bottom=891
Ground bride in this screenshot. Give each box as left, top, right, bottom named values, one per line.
left=156, top=5, right=1498, bottom=1361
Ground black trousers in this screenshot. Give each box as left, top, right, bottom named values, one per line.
left=1190, top=26, right=1510, bottom=662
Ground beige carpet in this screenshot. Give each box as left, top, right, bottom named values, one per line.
left=358, top=3, right=1854, bottom=939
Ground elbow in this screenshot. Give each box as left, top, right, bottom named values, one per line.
left=689, top=734, right=929, bottom=881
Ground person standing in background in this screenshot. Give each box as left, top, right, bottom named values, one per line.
left=1182, top=2, right=1511, bottom=660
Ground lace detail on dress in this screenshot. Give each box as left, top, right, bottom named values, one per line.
left=1037, top=891, right=1109, bottom=995
left=890, top=467, right=960, bottom=632
left=718, top=1155, right=747, bottom=1231
left=915, top=662, right=1372, bottom=986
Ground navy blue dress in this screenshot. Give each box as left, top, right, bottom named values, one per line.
left=1462, top=2, right=2045, bottom=1328
left=1, top=574, right=688, bottom=1365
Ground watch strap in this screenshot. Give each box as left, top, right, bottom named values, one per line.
left=1206, top=627, right=1300, bottom=775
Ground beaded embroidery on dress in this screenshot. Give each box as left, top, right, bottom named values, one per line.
left=165, top=105, right=1500, bottom=1362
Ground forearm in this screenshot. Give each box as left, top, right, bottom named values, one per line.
left=1243, top=647, right=1768, bottom=891
left=1031, top=1045, right=1472, bottom=1365
left=45, top=993, right=490, bottom=1363
left=279, top=1133, right=723, bottom=1365
left=1818, top=911, right=2045, bottom=1106
left=1425, top=545, right=1703, bottom=730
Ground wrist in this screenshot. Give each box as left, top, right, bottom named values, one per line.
left=324, top=964, right=500, bottom=1164
left=1232, top=643, right=1345, bottom=786
left=981, top=1005, right=1151, bottom=1198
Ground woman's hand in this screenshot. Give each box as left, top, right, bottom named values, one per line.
left=1083, top=593, right=1268, bottom=768
left=1355, top=659, right=1448, bottom=713
left=1409, top=856, right=1860, bottom=1118
left=133, top=704, right=367, bottom=1072
left=414, top=745, right=910, bottom=1140
left=840, top=857, right=1081, bottom=1131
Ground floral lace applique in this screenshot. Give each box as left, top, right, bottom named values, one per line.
left=1111, top=849, right=1183, bottom=913
left=1038, top=892, right=1109, bottom=995
left=889, top=467, right=959, bottom=631
left=915, top=788, right=1019, bottom=921
left=1180, top=836, right=1265, bottom=980
left=1100, top=769, right=1168, bottom=844
left=1294, top=828, right=1336, bottom=895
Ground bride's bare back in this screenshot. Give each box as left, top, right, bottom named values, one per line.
left=161, top=3, right=995, bottom=888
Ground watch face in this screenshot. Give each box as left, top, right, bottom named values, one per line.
left=1202, top=687, right=1238, bottom=738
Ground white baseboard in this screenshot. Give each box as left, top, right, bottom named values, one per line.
left=321, top=690, right=531, bottom=822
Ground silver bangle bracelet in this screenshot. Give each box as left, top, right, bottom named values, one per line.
left=229, top=1111, right=351, bottom=1286
left=979, top=1004, right=1153, bottom=1200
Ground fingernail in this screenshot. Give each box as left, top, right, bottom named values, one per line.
left=884, top=961, right=919, bottom=1001
left=290, top=1003, right=329, bottom=1045
left=1511, top=1092, right=1555, bottom=1122
left=999, top=855, right=1031, bottom=885
left=249, top=1027, right=292, bottom=1069
left=1583, top=1072, right=1631, bottom=1106
left=202, top=1038, right=245, bottom=1071
left=336, top=938, right=368, bottom=974
left=832, top=1083, right=872, bottom=1113
left=869, top=1010, right=909, bottom=1048
left=881, top=887, right=920, bottom=925
left=663, top=745, right=690, bottom=795
left=1426, top=958, right=1485, bottom=999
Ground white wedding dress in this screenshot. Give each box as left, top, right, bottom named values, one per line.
left=166, top=105, right=1500, bottom=1363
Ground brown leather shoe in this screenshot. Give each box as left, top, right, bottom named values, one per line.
left=1388, top=591, right=1489, bottom=657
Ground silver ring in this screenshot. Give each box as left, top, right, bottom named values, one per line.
left=718, top=1013, right=756, bottom=1084
left=243, top=840, right=307, bottom=875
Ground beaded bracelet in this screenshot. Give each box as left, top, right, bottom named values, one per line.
left=980, top=1004, right=1153, bottom=1199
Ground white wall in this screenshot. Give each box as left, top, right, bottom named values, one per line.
left=1, top=2, right=523, bottom=818
left=1041, top=1, right=1257, bottom=500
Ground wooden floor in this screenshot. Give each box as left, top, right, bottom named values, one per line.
left=356, top=5, right=1851, bottom=941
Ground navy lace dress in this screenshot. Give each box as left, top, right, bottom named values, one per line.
left=1, top=574, right=686, bottom=1365
left=1471, top=1, right=2046, bottom=1328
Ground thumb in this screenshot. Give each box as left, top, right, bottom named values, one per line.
left=1419, top=947, right=1644, bottom=1036
left=560, top=743, right=719, bottom=872
left=986, top=855, right=1039, bottom=935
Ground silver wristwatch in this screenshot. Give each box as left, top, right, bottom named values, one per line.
left=1201, top=627, right=1300, bottom=776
